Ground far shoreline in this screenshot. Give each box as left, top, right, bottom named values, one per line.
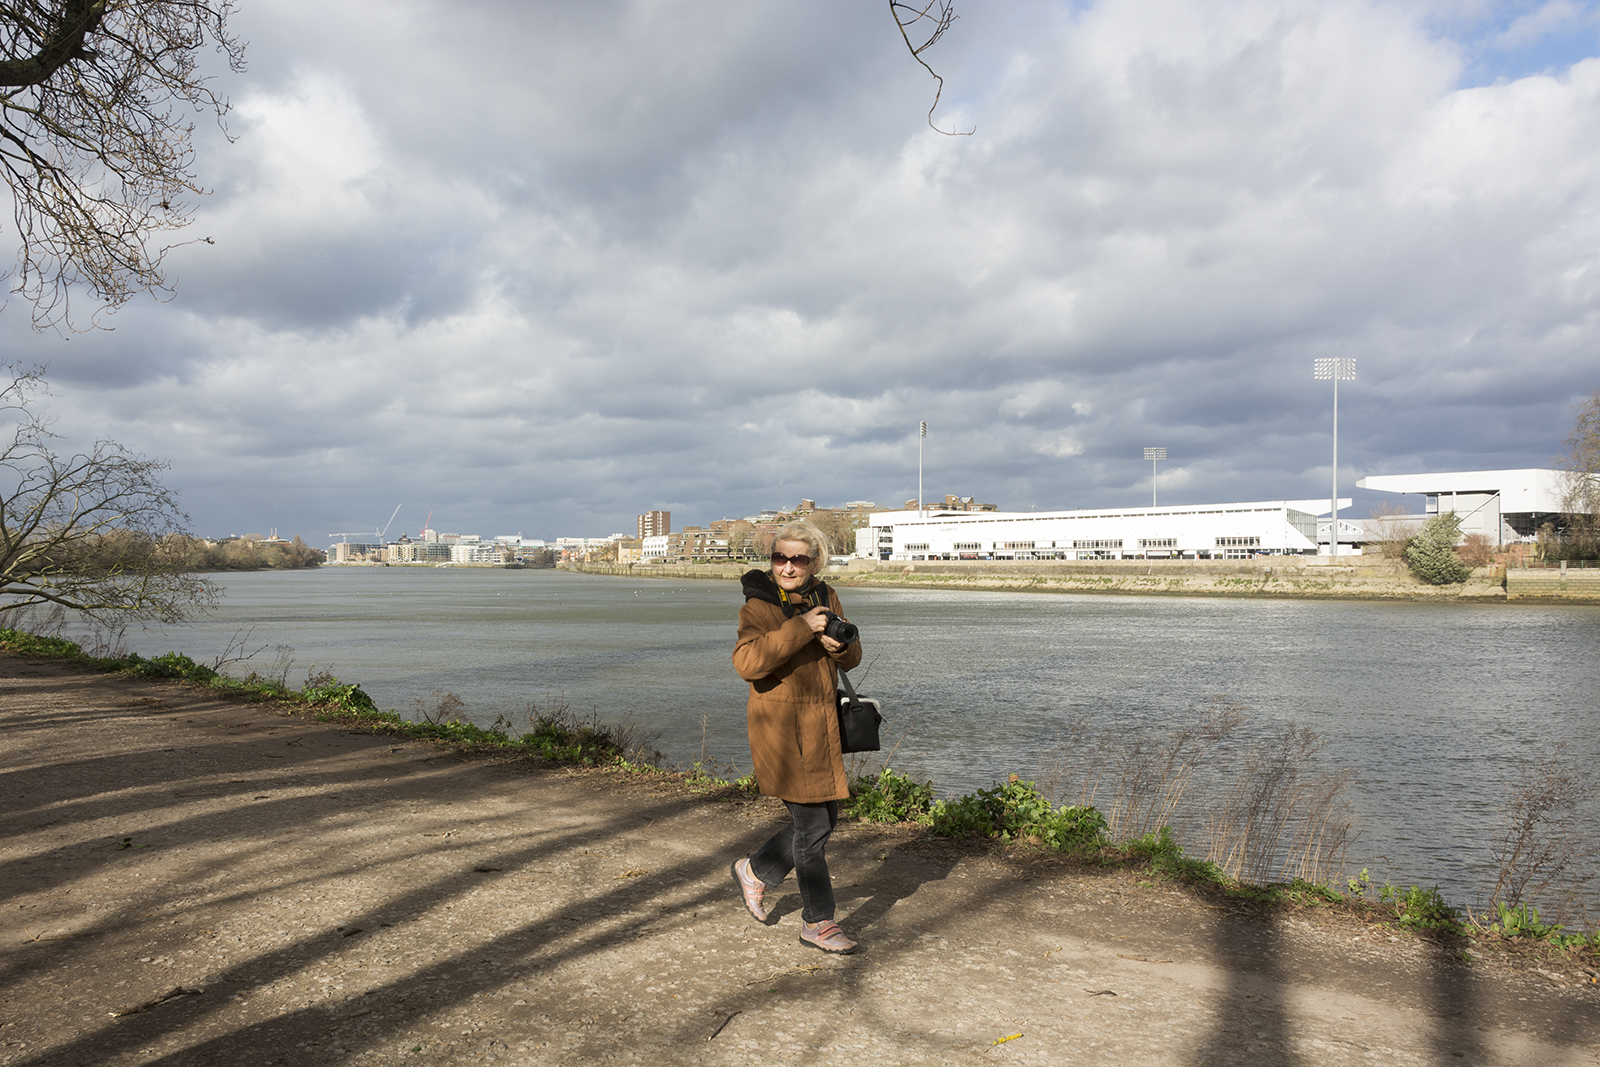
left=557, top=559, right=1600, bottom=605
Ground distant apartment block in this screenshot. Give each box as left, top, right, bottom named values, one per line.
left=638, top=510, right=671, bottom=538
left=902, top=494, right=999, bottom=513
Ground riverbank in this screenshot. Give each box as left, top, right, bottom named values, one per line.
left=562, top=558, right=1600, bottom=602
left=4, top=653, right=1597, bottom=1066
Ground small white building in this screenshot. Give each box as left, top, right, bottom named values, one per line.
left=451, top=542, right=513, bottom=564
left=642, top=534, right=670, bottom=561
left=861, top=500, right=1346, bottom=562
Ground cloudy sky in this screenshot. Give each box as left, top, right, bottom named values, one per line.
left=6, top=0, right=1600, bottom=541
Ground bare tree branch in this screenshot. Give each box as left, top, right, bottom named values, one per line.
left=0, top=1, right=243, bottom=330
left=0, top=363, right=215, bottom=621
left=888, top=0, right=974, bottom=137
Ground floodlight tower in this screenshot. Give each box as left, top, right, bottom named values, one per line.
left=918, top=421, right=927, bottom=518
left=1144, top=447, right=1166, bottom=507
left=1313, top=358, right=1356, bottom=556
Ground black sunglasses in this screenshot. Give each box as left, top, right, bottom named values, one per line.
left=771, top=552, right=813, bottom=568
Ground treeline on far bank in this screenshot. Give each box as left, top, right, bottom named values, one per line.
left=182, top=535, right=324, bottom=571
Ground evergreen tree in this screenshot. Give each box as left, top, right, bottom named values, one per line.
left=1406, top=511, right=1470, bottom=584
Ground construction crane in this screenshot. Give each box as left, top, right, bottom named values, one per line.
left=421, top=509, right=433, bottom=539
left=328, top=503, right=404, bottom=543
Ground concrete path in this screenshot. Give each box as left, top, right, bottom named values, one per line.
left=2, top=655, right=1596, bottom=1066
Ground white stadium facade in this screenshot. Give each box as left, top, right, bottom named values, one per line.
left=855, top=470, right=1586, bottom=563
left=856, top=499, right=1348, bottom=562
left=1354, top=469, right=1571, bottom=545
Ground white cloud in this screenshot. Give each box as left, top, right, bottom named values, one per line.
left=1036, top=435, right=1087, bottom=459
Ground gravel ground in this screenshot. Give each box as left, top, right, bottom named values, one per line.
left=2, top=654, right=1597, bottom=1066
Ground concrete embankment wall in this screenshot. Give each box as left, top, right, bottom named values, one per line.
left=1505, top=567, right=1600, bottom=600
left=559, top=559, right=1600, bottom=603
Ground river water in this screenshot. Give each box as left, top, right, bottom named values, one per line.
left=66, top=567, right=1600, bottom=914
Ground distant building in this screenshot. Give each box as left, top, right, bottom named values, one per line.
left=451, top=542, right=514, bottom=564
left=902, top=495, right=999, bottom=513
left=638, top=510, right=671, bottom=538
left=861, top=499, right=1346, bottom=561
left=1356, top=469, right=1577, bottom=545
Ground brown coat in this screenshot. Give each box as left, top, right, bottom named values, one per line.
left=733, top=582, right=863, bottom=803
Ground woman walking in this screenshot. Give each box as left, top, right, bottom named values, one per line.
left=730, top=519, right=862, bottom=953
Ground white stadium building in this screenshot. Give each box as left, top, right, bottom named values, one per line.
left=856, top=499, right=1350, bottom=562
left=856, top=469, right=1586, bottom=563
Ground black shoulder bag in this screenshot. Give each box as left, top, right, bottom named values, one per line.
left=836, top=668, right=883, bottom=754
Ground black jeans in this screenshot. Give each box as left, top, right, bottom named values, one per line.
left=748, top=800, right=839, bottom=923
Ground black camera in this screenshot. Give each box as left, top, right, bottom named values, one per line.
left=820, top=610, right=858, bottom=646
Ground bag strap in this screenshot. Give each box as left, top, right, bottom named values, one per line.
left=836, top=667, right=860, bottom=707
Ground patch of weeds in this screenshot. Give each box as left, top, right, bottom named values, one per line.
left=1280, top=878, right=1344, bottom=905
left=927, top=775, right=1107, bottom=853
left=0, top=627, right=91, bottom=661
left=1379, top=883, right=1464, bottom=934
left=1124, top=827, right=1228, bottom=885
left=1483, top=902, right=1595, bottom=948
left=844, top=768, right=934, bottom=824
left=117, top=651, right=220, bottom=684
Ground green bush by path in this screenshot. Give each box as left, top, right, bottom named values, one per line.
left=847, top=770, right=1107, bottom=854
left=844, top=768, right=934, bottom=824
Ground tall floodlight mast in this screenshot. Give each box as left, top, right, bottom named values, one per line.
left=1313, top=358, right=1357, bottom=556
left=1144, top=447, right=1166, bottom=507
left=918, top=421, right=928, bottom=518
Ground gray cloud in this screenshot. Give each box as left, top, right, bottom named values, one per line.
left=5, top=0, right=1598, bottom=540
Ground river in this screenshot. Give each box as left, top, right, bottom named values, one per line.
left=51, top=567, right=1600, bottom=916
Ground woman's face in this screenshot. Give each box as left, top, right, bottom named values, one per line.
left=771, top=538, right=814, bottom=592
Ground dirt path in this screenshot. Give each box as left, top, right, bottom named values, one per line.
left=2, top=654, right=1596, bottom=1066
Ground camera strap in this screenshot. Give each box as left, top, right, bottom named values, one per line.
left=776, top=579, right=830, bottom=619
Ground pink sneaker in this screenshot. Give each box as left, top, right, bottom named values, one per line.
left=731, top=858, right=770, bottom=923
left=800, top=918, right=857, bottom=954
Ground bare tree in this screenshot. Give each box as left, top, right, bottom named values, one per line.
left=1558, top=387, right=1600, bottom=559
left=888, top=0, right=973, bottom=136
left=1, top=0, right=244, bottom=330
left=1367, top=500, right=1419, bottom=563
left=0, top=365, right=214, bottom=621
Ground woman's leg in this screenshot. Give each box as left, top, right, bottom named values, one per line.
left=784, top=800, right=839, bottom=923
left=747, top=822, right=795, bottom=888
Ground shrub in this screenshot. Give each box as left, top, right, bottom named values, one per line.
left=303, top=681, right=379, bottom=716
left=845, top=768, right=934, bottom=824
left=125, top=651, right=219, bottom=684
left=1406, top=511, right=1471, bottom=584
left=928, top=776, right=1107, bottom=852
left=1457, top=532, right=1495, bottom=568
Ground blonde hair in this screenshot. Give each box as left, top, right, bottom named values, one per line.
left=770, top=519, right=828, bottom=577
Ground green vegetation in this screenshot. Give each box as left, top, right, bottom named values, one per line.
left=0, top=627, right=633, bottom=767
left=183, top=536, right=323, bottom=571
left=844, top=769, right=1107, bottom=852
left=1406, top=511, right=1471, bottom=584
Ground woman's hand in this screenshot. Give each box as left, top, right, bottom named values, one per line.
left=800, top=606, right=846, bottom=653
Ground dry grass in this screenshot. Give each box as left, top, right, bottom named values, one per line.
left=1490, top=743, right=1598, bottom=926
left=1032, top=697, right=1357, bottom=885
